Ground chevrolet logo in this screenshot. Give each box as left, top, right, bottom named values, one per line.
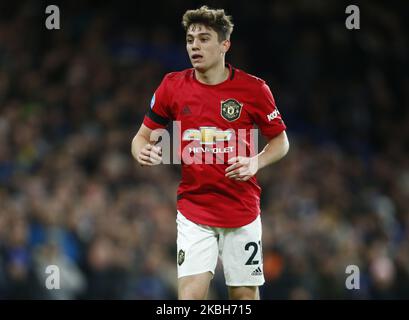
left=182, top=127, right=233, bottom=145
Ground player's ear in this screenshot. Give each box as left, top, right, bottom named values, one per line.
left=221, top=39, right=231, bottom=54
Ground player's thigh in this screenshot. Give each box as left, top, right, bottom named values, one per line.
left=176, top=211, right=219, bottom=279
left=178, top=271, right=213, bottom=300
left=228, top=286, right=260, bottom=300
left=220, top=215, right=265, bottom=287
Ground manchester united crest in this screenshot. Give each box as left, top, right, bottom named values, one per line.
left=221, top=99, right=243, bottom=122
left=178, top=249, right=185, bottom=266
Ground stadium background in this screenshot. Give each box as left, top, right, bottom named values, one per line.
left=0, top=0, right=408, bottom=299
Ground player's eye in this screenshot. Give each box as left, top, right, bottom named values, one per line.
left=186, top=38, right=193, bottom=44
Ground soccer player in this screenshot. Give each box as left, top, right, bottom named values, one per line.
left=131, top=6, right=289, bottom=300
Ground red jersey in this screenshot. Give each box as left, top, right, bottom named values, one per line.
left=143, top=64, right=286, bottom=227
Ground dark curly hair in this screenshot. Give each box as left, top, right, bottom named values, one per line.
left=182, top=6, right=234, bottom=41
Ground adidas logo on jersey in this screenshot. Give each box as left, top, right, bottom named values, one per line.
left=251, top=266, right=263, bottom=276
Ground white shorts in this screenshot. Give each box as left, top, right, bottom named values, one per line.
left=176, top=211, right=265, bottom=287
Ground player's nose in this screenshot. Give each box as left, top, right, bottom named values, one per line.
left=191, top=38, right=200, bottom=50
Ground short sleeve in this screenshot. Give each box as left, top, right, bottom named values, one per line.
left=251, top=83, right=286, bottom=140
left=143, top=75, right=173, bottom=129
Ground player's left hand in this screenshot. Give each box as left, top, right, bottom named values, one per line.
left=225, top=156, right=258, bottom=181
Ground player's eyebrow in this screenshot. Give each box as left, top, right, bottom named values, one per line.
left=186, top=32, right=212, bottom=38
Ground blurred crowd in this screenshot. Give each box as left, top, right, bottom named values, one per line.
left=0, top=0, right=408, bottom=299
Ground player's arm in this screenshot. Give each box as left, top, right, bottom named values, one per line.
left=255, top=130, right=289, bottom=170
left=225, top=131, right=289, bottom=181
left=131, top=124, right=162, bottom=166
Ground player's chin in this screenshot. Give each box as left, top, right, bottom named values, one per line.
left=191, top=61, right=207, bottom=72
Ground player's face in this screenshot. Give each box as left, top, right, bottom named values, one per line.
left=186, top=24, right=230, bottom=72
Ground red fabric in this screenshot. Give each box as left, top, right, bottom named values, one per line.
left=143, top=65, right=286, bottom=227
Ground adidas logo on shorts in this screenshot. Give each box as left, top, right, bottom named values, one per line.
left=251, top=266, right=263, bottom=276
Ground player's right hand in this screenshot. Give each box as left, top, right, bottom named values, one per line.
left=137, top=144, right=162, bottom=166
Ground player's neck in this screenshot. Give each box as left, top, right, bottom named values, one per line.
left=194, top=61, right=229, bottom=85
